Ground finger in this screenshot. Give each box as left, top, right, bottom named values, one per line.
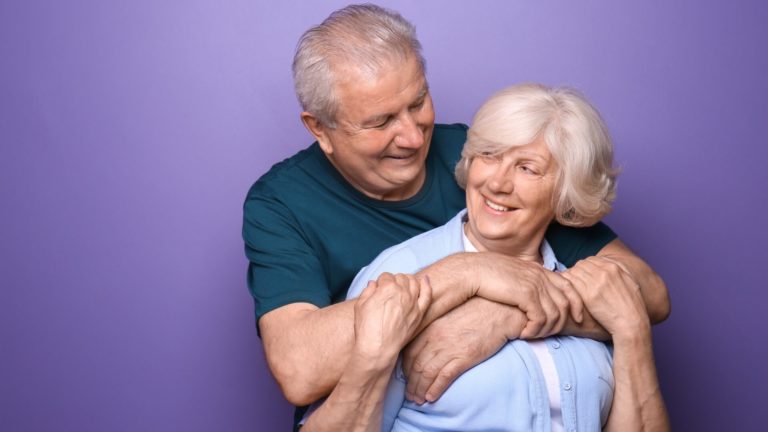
left=395, top=273, right=419, bottom=302
left=550, top=273, right=584, bottom=324
left=402, top=336, right=426, bottom=378
left=410, top=352, right=446, bottom=404
left=424, top=358, right=466, bottom=403
left=520, top=299, right=546, bottom=339
left=533, top=286, right=560, bottom=338
left=416, top=275, right=432, bottom=316
left=357, top=280, right=377, bottom=304
left=546, top=284, right=570, bottom=334
left=405, top=349, right=441, bottom=404
left=596, top=255, right=632, bottom=276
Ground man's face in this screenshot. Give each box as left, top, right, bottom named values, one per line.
left=315, top=56, right=435, bottom=201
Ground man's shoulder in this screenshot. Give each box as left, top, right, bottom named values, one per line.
left=429, top=123, right=468, bottom=165
left=245, top=143, right=324, bottom=201
left=432, top=123, right=469, bottom=144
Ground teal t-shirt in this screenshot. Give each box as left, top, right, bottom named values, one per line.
left=242, top=123, right=616, bottom=323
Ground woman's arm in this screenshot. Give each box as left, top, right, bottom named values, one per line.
left=302, top=274, right=431, bottom=431
left=562, top=257, right=670, bottom=432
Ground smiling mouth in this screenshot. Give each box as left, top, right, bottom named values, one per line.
left=386, top=153, right=418, bottom=161
left=485, top=198, right=514, bottom=212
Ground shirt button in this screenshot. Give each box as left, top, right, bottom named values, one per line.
left=563, top=383, right=572, bottom=391
left=551, top=342, right=561, bottom=349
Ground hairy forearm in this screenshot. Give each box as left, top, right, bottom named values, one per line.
left=260, top=301, right=357, bottom=406
left=604, top=328, right=670, bottom=432
left=560, top=311, right=610, bottom=341
left=302, top=351, right=397, bottom=432
left=259, top=263, right=474, bottom=407
left=598, top=240, right=671, bottom=324
left=414, top=253, right=478, bottom=329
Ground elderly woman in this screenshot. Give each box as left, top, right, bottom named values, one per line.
left=303, top=84, right=669, bottom=431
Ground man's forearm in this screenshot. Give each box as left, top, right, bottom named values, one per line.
left=259, top=263, right=475, bottom=407
left=260, top=301, right=357, bottom=406
left=604, top=329, right=670, bottom=431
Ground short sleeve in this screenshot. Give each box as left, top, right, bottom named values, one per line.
left=545, top=221, right=617, bottom=268
left=243, top=184, right=331, bottom=325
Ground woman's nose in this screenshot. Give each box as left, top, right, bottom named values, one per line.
left=487, top=165, right=514, bottom=194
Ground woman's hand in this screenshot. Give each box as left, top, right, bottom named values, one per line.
left=353, top=272, right=433, bottom=367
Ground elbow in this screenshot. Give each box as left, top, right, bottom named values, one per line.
left=647, top=273, right=671, bottom=324
left=269, top=361, right=325, bottom=406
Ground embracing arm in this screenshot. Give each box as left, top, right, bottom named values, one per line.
left=260, top=253, right=483, bottom=406
left=260, top=301, right=356, bottom=406
left=262, top=248, right=564, bottom=406
left=564, top=258, right=670, bottom=431
left=401, top=238, right=670, bottom=403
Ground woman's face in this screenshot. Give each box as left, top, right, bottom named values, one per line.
left=464, top=137, right=558, bottom=255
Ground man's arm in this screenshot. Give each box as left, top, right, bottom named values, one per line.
left=260, top=251, right=562, bottom=406
left=402, top=238, right=671, bottom=403
left=563, top=258, right=670, bottom=431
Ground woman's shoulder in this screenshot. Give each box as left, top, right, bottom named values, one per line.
left=346, top=211, right=466, bottom=299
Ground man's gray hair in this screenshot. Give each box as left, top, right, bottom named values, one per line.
left=292, top=3, right=426, bottom=127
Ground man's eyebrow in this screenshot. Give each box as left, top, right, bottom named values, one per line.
left=414, top=84, right=429, bottom=101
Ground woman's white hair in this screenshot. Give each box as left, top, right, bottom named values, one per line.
left=455, top=83, right=619, bottom=227
left=292, top=3, right=425, bottom=128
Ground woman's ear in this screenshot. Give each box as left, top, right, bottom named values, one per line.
left=301, top=112, right=334, bottom=155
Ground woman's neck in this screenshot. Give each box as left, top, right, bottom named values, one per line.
left=462, top=223, right=546, bottom=265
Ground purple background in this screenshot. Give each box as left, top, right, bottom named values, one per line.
left=2, top=1, right=766, bottom=430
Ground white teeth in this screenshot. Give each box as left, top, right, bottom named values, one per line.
left=485, top=199, right=509, bottom=212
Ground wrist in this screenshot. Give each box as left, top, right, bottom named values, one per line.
left=611, top=321, right=652, bottom=346
left=350, top=343, right=399, bottom=373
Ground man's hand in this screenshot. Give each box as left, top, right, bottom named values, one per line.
left=401, top=298, right=526, bottom=404
left=468, top=253, right=584, bottom=338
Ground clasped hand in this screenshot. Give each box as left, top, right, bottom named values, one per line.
left=402, top=255, right=648, bottom=404
left=353, top=272, right=432, bottom=367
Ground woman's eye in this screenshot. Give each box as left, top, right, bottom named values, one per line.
left=519, top=165, right=537, bottom=175
left=480, top=152, right=501, bottom=162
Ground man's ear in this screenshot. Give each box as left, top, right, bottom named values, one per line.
left=301, top=112, right=333, bottom=155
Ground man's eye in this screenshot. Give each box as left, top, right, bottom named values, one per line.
left=371, top=117, right=392, bottom=128
left=410, top=99, right=425, bottom=111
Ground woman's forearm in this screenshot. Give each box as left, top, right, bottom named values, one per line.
left=302, top=351, right=397, bottom=432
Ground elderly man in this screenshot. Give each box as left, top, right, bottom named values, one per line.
left=242, top=4, right=669, bottom=429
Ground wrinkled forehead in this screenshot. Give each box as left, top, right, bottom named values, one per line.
left=331, top=56, right=428, bottom=116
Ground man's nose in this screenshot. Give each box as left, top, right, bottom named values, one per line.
left=393, top=114, right=424, bottom=149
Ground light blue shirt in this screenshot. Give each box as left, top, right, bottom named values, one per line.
left=346, top=210, right=614, bottom=432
